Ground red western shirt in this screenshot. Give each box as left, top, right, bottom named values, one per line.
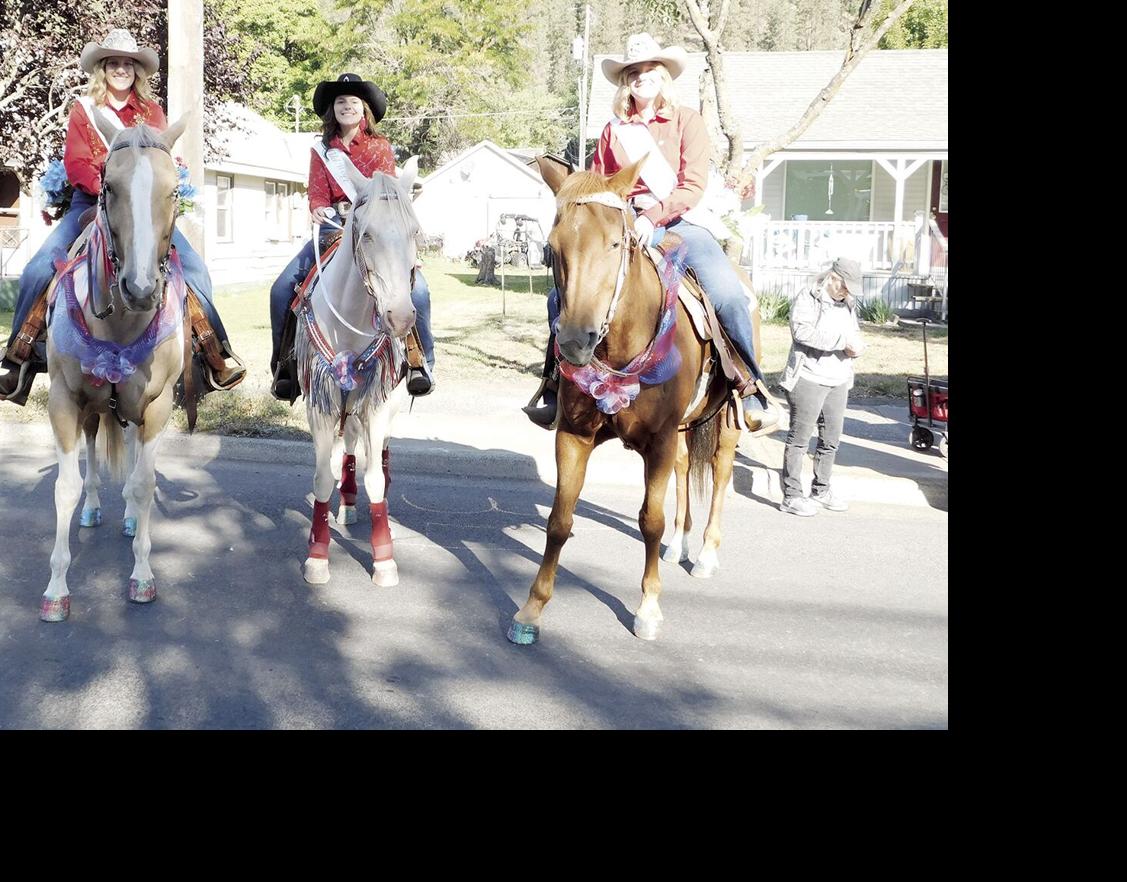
left=307, top=123, right=397, bottom=212
left=64, top=91, right=167, bottom=196
left=591, top=104, right=711, bottom=227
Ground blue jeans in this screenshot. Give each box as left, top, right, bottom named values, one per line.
left=6, top=190, right=227, bottom=352
left=270, top=232, right=434, bottom=370
left=782, top=378, right=849, bottom=500
left=546, top=217, right=763, bottom=385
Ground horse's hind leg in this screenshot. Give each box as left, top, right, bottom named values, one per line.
left=661, top=432, right=692, bottom=563
left=509, top=429, right=596, bottom=644
left=79, top=412, right=103, bottom=527
left=634, top=430, right=678, bottom=640
left=121, top=424, right=140, bottom=537
left=691, top=423, right=740, bottom=579
left=363, top=405, right=397, bottom=587
left=337, top=414, right=361, bottom=525
left=42, top=388, right=83, bottom=622
left=303, top=414, right=336, bottom=584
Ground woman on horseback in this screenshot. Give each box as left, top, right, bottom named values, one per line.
left=524, top=33, right=777, bottom=431
left=269, top=73, right=435, bottom=401
left=0, top=28, right=243, bottom=405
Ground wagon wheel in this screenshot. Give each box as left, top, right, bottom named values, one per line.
left=910, top=426, right=933, bottom=450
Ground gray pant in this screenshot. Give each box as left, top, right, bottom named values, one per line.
left=782, top=377, right=849, bottom=500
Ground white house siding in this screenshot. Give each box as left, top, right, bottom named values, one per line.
left=762, top=167, right=786, bottom=223
left=203, top=170, right=308, bottom=286
left=413, top=142, right=556, bottom=260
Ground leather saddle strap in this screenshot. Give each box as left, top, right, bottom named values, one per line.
left=9, top=290, right=51, bottom=363
left=185, top=290, right=226, bottom=372
left=700, top=290, right=754, bottom=397
left=405, top=327, right=425, bottom=369
left=182, top=302, right=197, bottom=432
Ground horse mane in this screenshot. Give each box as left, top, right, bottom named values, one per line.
left=111, top=124, right=166, bottom=153
left=554, top=170, right=631, bottom=221
left=353, top=172, right=421, bottom=241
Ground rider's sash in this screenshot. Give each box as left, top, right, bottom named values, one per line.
left=311, top=140, right=358, bottom=205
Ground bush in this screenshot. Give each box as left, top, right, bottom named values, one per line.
left=858, top=297, right=898, bottom=325
left=757, top=289, right=791, bottom=324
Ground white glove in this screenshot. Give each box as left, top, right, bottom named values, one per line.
left=633, top=215, right=655, bottom=246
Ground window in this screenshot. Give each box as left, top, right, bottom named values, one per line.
left=215, top=175, right=232, bottom=242
left=938, top=160, right=948, bottom=213
left=784, top=161, right=872, bottom=222
left=264, top=180, right=290, bottom=241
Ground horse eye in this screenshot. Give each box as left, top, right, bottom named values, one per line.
left=611, top=241, right=620, bottom=249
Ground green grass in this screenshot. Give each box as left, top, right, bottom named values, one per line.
left=2, top=257, right=947, bottom=433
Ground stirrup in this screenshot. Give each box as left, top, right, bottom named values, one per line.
left=0, top=359, right=37, bottom=407
left=522, top=377, right=560, bottom=430
left=407, top=365, right=434, bottom=396
left=205, top=349, right=247, bottom=392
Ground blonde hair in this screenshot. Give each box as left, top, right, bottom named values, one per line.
left=611, top=62, right=678, bottom=121
left=87, top=60, right=154, bottom=107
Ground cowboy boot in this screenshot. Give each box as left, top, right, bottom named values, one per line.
left=186, top=291, right=246, bottom=391
left=522, top=333, right=559, bottom=429
left=405, top=327, right=433, bottom=396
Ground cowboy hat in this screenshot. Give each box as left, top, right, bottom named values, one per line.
left=79, top=29, right=159, bottom=77
left=313, top=73, right=388, bottom=123
left=601, top=33, right=688, bottom=84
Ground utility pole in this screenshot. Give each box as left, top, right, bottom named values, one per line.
left=287, top=94, right=303, bottom=133
left=571, top=5, right=592, bottom=170
left=167, top=0, right=204, bottom=254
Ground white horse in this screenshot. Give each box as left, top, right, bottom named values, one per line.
left=40, top=116, right=191, bottom=622
left=295, top=155, right=420, bottom=587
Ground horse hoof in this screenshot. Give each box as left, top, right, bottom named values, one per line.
left=40, top=596, right=71, bottom=622
left=129, top=578, right=157, bottom=603
left=371, top=559, right=399, bottom=587
left=661, top=544, right=688, bottom=563
left=79, top=508, right=103, bottom=528
left=337, top=504, right=357, bottom=525
left=690, top=559, right=719, bottom=579
left=122, top=517, right=137, bottom=538
left=303, top=558, right=330, bottom=585
left=507, top=620, right=540, bottom=645
left=633, top=613, right=664, bottom=641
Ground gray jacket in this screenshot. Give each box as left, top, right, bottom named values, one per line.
left=780, top=282, right=861, bottom=392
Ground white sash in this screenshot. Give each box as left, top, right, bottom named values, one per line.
left=78, top=97, right=125, bottom=151
left=610, top=118, right=732, bottom=241
left=311, top=139, right=358, bottom=204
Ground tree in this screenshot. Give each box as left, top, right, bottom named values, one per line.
left=0, top=1, right=253, bottom=192
left=877, top=0, right=947, bottom=48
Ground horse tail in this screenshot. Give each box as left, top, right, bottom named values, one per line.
left=687, top=413, right=719, bottom=502
left=98, top=413, right=127, bottom=481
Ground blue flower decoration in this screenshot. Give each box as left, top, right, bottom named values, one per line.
left=39, top=159, right=71, bottom=206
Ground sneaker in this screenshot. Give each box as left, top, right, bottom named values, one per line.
left=780, top=495, right=818, bottom=517
left=811, top=490, right=848, bottom=512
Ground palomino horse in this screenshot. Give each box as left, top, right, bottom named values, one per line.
left=508, top=157, right=762, bottom=644
left=40, top=116, right=191, bottom=622
left=295, top=155, right=420, bottom=587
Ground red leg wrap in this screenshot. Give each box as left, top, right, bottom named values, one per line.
left=340, top=454, right=358, bottom=505
left=370, top=500, right=393, bottom=561
left=382, top=448, right=391, bottom=492
left=308, top=499, right=331, bottom=559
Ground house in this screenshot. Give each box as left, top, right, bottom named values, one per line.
left=412, top=140, right=557, bottom=261
left=587, top=48, right=948, bottom=310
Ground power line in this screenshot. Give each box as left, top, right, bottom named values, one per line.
left=382, top=107, right=580, bottom=122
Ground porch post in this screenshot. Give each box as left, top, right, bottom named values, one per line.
left=167, top=0, right=205, bottom=256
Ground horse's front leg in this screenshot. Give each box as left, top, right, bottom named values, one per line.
left=121, top=424, right=140, bottom=537
left=509, top=429, right=596, bottom=645
left=691, top=422, right=740, bottom=579
left=303, top=411, right=338, bottom=584
left=79, top=412, right=103, bottom=527
left=42, top=387, right=84, bottom=622
left=363, top=399, right=398, bottom=587
left=124, top=393, right=173, bottom=603
left=661, top=431, right=692, bottom=563
left=337, top=414, right=361, bottom=525
left=635, top=428, right=679, bottom=640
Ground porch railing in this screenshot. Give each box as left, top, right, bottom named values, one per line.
left=744, top=220, right=917, bottom=272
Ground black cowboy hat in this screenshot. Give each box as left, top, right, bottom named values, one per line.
left=313, top=73, right=387, bottom=122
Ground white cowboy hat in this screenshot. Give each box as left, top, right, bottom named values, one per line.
left=601, top=33, right=688, bottom=84
left=79, top=29, right=160, bottom=77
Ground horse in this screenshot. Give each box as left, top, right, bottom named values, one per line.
left=508, top=156, right=763, bottom=644
left=39, top=115, right=192, bottom=622
left=294, top=155, right=420, bottom=588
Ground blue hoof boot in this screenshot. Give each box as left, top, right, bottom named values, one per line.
left=122, top=517, right=137, bottom=538
left=79, top=508, right=103, bottom=528
left=507, top=620, right=540, bottom=645
left=129, top=578, right=157, bottom=603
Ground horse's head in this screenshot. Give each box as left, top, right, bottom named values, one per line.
left=340, top=154, right=421, bottom=340
left=94, top=113, right=188, bottom=313
left=537, top=155, right=646, bottom=366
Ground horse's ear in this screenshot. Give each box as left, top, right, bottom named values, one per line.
left=536, top=155, right=571, bottom=195
left=609, top=156, right=645, bottom=196
left=89, top=106, right=121, bottom=150
left=398, top=155, right=419, bottom=197
left=342, top=152, right=370, bottom=193
left=161, top=114, right=191, bottom=152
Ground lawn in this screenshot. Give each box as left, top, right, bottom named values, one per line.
left=1, top=256, right=946, bottom=437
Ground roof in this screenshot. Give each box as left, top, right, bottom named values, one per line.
left=420, top=140, right=546, bottom=186
left=206, top=103, right=311, bottom=182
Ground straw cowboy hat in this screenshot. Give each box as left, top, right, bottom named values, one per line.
left=601, top=33, right=689, bottom=84
left=313, top=73, right=388, bottom=123
left=79, top=29, right=160, bottom=77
